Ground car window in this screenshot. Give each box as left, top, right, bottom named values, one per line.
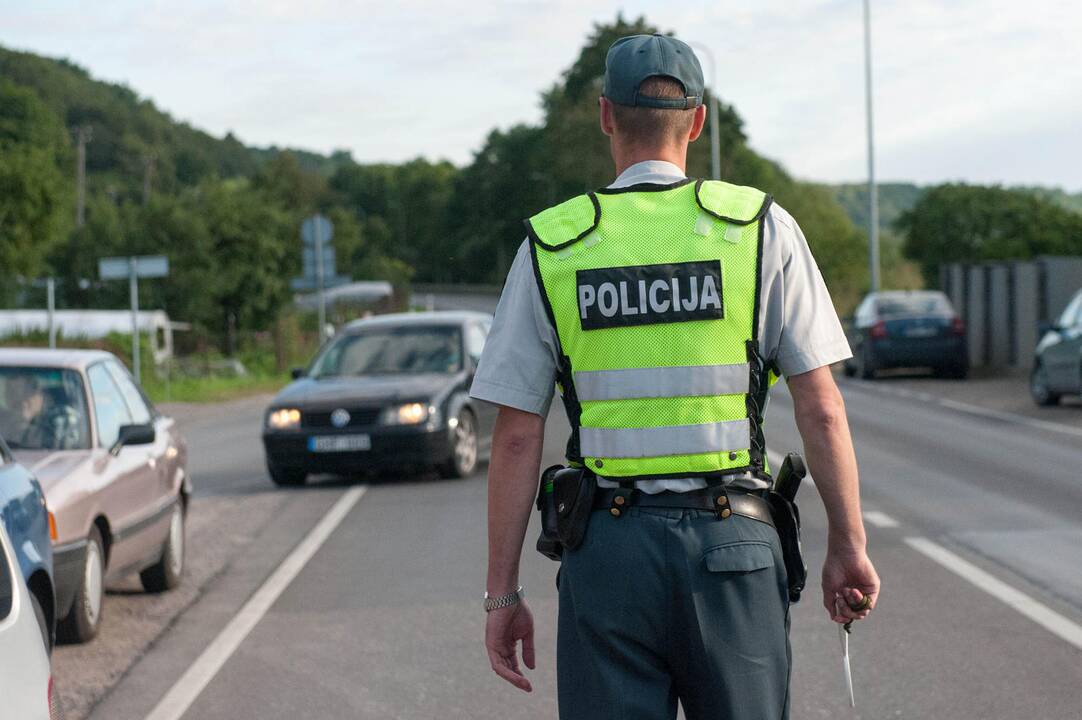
left=875, top=293, right=952, bottom=317
left=310, top=325, right=463, bottom=377
left=465, top=323, right=487, bottom=364
left=104, top=361, right=152, bottom=425
left=0, top=367, right=92, bottom=451
left=1058, top=292, right=1082, bottom=328
left=87, top=363, right=133, bottom=448
left=0, top=535, right=11, bottom=622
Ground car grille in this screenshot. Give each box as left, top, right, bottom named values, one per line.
left=303, top=407, right=383, bottom=428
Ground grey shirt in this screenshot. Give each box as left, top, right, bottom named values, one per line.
left=470, top=160, right=852, bottom=492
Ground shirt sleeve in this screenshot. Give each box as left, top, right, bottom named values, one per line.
left=469, top=240, right=560, bottom=415
left=769, top=205, right=853, bottom=377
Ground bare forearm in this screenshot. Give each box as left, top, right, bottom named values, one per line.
left=788, top=368, right=866, bottom=553
left=487, top=407, right=546, bottom=595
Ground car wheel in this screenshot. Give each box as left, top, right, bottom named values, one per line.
left=857, top=345, right=877, bottom=380
left=268, top=460, right=307, bottom=487
left=439, top=409, right=478, bottom=479
left=1030, top=363, right=1060, bottom=406
left=30, top=592, right=50, bottom=655
left=57, top=525, right=104, bottom=644
left=140, top=501, right=185, bottom=593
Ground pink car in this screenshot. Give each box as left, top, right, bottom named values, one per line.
left=0, top=349, right=190, bottom=643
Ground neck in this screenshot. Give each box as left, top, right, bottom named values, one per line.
left=611, top=143, right=688, bottom=177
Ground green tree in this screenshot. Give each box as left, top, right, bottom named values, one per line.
left=0, top=79, right=71, bottom=291
left=896, top=183, right=1082, bottom=281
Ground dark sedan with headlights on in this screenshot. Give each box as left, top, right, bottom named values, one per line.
left=262, top=312, right=496, bottom=486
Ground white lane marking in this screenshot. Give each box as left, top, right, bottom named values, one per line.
left=766, top=450, right=815, bottom=487
left=905, top=536, right=1082, bottom=651
left=863, top=510, right=900, bottom=528
left=145, top=485, right=368, bottom=720
left=841, top=379, right=1082, bottom=440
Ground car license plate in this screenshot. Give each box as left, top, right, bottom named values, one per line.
left=905, top=327, right=937, bottom=338
left=308, top=435, right=371, bottom=452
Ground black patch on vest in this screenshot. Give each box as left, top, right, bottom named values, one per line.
left=576, top=260, right=724, bottom=331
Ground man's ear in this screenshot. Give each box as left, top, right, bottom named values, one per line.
left=599, top=96, right=616, bottom=137
left=688, top=104, right=707, bottom=143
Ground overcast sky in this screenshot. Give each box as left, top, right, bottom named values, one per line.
left=2, top=0, right=1080, bottom=190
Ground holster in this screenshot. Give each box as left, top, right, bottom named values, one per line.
left=767, top=492, right=807, bottom=603
left=536, top=465, right=564, bottom=561
left=552, top=466, right=596, bottom=551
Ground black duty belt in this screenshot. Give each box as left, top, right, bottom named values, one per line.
left=593, top=486, right=774, bottom=527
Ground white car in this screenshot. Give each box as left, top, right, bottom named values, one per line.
left=0, top=522, right=58, bottom=719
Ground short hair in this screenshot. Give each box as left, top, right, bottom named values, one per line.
left=610, top=76, right=697, bottom=146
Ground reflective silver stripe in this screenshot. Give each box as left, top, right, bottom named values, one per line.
left=580, top=420, right=751, bottom=459
left=574, top=364, right=750, bottom=401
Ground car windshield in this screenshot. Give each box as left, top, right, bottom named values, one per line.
left=875, top=293, right=953, bottom=317
left=0, top=366, right=91, bottom=451
left=310, top=325, right=463, bottom=378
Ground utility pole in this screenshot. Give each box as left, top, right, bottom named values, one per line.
left=46, top=278, right=57, bottom=349
left=74, top=125, right=93, bottom=228
left=863, top=0, right=880, bottom=292
left=142, top=154, right=156, bottom=206
left=689, top=42, right=721, bottom=180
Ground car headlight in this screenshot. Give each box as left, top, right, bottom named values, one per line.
left=267, top=408, right=302, bottom=430
left=382, top=402, right=432, bottom=425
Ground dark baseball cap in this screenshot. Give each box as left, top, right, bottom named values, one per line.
left=602, top=34, right=704, bottom=109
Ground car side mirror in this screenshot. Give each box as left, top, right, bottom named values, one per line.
left=290, top=367, right=306, bottom=380
left=111, top=423, right=155, bottom=455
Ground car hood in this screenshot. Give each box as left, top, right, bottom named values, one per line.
left=11, top=449, right=92, bottom=495
left=271, top=373, right=460, bottom=407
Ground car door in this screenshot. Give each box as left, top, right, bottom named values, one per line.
left=104, top=361, right=176, bottom=545
left=85, top=363, right=158, bottom=577
left=464, top=321, right=498, bottom=441
left=1058, top=295, right=1082, bottom=392
left=1043, top=292, right=1082, bottom=391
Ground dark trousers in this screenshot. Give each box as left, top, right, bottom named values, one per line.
left=557, top=507, right=791, bottom=720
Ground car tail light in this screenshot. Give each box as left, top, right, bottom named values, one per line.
left=869, top=320, right=888, bottom=339
left=951, top=317, right=966, bottom=336
left=49, top=676, right=61, bottom=720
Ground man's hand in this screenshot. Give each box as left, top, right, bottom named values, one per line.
left=822, top=548, right=880, bottom=623
left=485, top=600, right=536, bottom=692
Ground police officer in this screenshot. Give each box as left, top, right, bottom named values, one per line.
left=473, top=33, right=880, bottom=719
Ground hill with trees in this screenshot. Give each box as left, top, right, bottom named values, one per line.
left=2, top=16, right=922, bottom=353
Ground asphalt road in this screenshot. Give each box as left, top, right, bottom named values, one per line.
left=69, top=373, right=1082, bottom=720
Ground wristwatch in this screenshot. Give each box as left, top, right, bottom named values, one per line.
left=484, top=585, right=524, bottom=612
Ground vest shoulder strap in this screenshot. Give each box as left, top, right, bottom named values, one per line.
left=694, top=179, right=772, bottom=225
left=525, top=193, right=601, bottom=251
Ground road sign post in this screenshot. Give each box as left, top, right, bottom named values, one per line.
left=296, top=214, right=344, bottom=339
left=99, top=255, right=170, bottom=384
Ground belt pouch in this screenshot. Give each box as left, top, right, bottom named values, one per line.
left=767, top=491, right=807, bottom=602
left=553, top=467, right=596, bottom=551
left=536, top=465, right=564, bottom=561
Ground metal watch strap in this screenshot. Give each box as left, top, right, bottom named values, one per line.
left=484, top=585, right=524, bottom=612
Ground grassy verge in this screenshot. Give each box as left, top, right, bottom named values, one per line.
left=142, top=373, right=289, bottom=405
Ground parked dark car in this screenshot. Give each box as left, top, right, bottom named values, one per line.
left=1030, top=288, right=1082, bottom=406
left=262, top=312, right=497, bottom=485
left=843, top=290, right=968, bottom=379
left=0, top=433, right=54, bottom=652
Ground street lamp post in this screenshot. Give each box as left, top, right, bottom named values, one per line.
left=863, top=0, right=880, bottom=292
left=689, top=42, right=721, bottom=180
